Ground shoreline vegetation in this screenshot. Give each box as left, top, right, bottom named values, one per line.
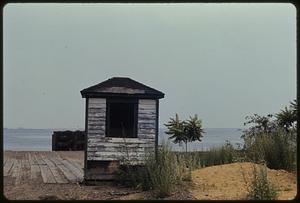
left=114, top=99, right=297, bottom=200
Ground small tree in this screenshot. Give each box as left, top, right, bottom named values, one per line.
left=165, top=114, right=204, bottom=152
left=276, top=107, right=295, bottom=132
left=164, top=114, right=187, bottom=149
left=185, top=115, right=205, bottom=145
left=276, top=99, right=297, bottom=132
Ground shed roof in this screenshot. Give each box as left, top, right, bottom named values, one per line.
left=80, top=77, right=165, bottom=99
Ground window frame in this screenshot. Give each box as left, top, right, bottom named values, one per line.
left=105, top=97, right=138, bottom=138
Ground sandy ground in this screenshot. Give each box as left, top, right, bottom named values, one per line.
left=4, top=150, right=296, bottom=200
left=189, top=162, right=297, bottom=200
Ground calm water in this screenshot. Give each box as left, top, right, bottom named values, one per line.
left=3, top=128, right=244, bottom=151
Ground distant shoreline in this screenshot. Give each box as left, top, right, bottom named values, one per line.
left=4, top=128, right=244, bottom=152
left=4, top=127, right=245, bottom=130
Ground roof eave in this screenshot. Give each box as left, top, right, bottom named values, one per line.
left=81, top=91, right=164, bottom=99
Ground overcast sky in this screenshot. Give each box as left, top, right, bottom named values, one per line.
left=3, top=3, right=296, bottom=129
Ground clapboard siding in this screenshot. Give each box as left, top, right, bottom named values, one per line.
left=87, top=137, right=155, bottom=144
left=138, top=119, right=156, bottom=124
left=86, top=98, right=157, bottom=163
left=87, top=146, right=154, bottom=153
left=88, top=103, right=106, bottom=108
left=87, top=149, right=154, bottom=164
left=137, top=99, right=156, bottom=143
left=87, top=98, right=106, bottom=159
left=87, top=140, right=155, bottom=148
left=138, top=114, right=156, bottom=119
left=87, top=136, right=155, bottom=161
left=87, top=152, right=151, bottom=159
left=87, top=151, right=154, bottom=162
left=139, top=100, right=156, bottom=105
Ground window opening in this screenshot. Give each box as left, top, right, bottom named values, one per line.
left=107, top=100, right=137, bottom=138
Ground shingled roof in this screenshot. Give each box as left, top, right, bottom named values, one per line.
left=80, top=77, right=165, bottom=99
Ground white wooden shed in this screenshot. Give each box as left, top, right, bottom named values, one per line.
left=80, top=77, right=164, bottom=180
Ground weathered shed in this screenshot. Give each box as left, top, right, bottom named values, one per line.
left=80, top=77, right=164, bottom=180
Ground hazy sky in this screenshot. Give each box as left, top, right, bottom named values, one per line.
left=3, top=3, right=296, bottom=129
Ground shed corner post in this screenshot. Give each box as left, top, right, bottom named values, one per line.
left=155, top=99, right=159, bottom=160
left=84, top=97, right=89, bottom=180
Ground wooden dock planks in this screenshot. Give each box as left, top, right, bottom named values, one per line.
left=3, top=156, right=7, bottom=167
left=40, top=165, right=56, bottom=183
left=30, top=164, right=40, bottom=180
left=11, top=159, right=21, bottom=185
left=33, top=152, right=46, bottom=165
left=61, top=159, right=83, bottom=182
left=28, top=152, right=39, bottom=165
left=56, top=163, right=78, bottom=183
left=28, top=152, right=42, bottom=180
left=51, top=151, right=83, bottom=183
left=3, top=151, right=84, bottom=185
left=37, top=152, right=56, bottom=184
left=4, top=159, right=14, bottom=176
left=43, top=156, right=68, bottom=184
left=20, top=158, right=31, bottom=184
left=48, top=154, right=73, bottom=182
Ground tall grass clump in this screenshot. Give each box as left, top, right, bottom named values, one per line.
left=174, top=151, right=203, bottom=168
left=146, top=142, right=182, bottom=197
left=173, top=152, right=200, bottom=181
left=202, top=141, right=241, bottom=167
left=243, top=129, right=296, bottom=172
left=243, top=164, right=278, bottom=200
left=115, top=142, right=189, bottom=197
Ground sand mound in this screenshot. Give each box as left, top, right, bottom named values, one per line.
left=189, top=162, right=296, bottom=200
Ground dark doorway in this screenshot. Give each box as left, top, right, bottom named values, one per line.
left=106, top=99, right=137, bottom=138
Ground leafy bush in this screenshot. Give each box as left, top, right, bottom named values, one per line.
left=243, top=129, right=296, bottom=172
left=242, top=108, right=297, bottom=172
left=244, top=164, right=278, bottom=200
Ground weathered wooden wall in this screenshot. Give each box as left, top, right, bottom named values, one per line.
left=86, top=98, right=156, bottom=165
left=137, top=99, right=156, bottom=139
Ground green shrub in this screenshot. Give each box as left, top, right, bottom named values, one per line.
left=245, top=164, right=278, bottom=200
left=243, top=129, right=296, bottom=172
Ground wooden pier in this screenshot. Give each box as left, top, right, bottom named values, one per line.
left=3, top=151, right=84, bottom=185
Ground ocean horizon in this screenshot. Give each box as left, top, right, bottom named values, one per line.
left=3, top=128, right=244, bottom=152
